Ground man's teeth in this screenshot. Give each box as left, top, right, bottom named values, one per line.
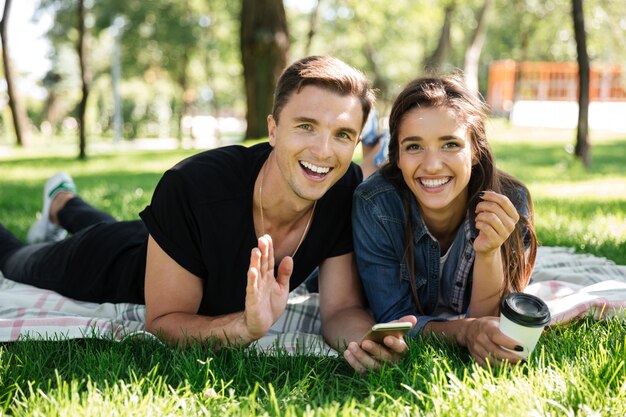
left=420, top=177, right=450, bottom=187
left=301, top=161, right=330, bottom=174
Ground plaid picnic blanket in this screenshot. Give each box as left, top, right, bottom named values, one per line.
left=0, top=270, right=331, bottom=353
left=1, top=247, right=625, bottom=352
left=0, top=276, right=145, bottom=342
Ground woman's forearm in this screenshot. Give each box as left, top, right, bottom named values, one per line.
left=468, top=250, right=506, bottom=317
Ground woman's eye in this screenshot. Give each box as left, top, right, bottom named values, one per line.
left=406, top=144, right=421, bottom=151
left=443, top=142, right=460, bottom=149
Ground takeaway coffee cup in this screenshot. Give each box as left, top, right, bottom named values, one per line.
left=499, top=292, right=551, bottom=359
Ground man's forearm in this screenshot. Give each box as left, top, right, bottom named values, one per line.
left=321, top=306, right=376, bottom=350
left=147, top=311, right=254, bottom=349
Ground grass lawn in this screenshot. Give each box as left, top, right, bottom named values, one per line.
left=0, top=123, right=625, bottom=416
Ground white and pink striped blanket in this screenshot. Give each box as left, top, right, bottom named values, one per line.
left=525, top=246, right=626, bottom=323
left=1, top=247, right=625, bottom=351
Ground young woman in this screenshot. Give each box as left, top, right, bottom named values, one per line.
left=352, top=75, right=537, bottom=366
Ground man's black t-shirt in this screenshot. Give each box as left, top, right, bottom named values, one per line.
left=139, top=142, right=362, bottom=316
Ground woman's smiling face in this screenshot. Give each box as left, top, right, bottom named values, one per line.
left=397, top=106, right=474, bottom=219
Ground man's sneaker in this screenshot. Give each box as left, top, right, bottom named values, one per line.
left=26, top=172, right=77, bottom=244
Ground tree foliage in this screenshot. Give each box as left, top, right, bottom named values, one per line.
left=0, top=0, right=620, bottom=148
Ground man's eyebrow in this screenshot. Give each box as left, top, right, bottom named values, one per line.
left=340, top=126, right=358, bottom=137
left=293, top=116, right=317, bottom=124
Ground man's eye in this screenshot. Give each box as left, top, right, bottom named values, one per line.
left=298, top=124, right=313, bottom=131
left=337, top=132, right=351, bottom=140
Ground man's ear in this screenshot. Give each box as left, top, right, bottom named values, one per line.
left=267, top=114, right=277, bottom=146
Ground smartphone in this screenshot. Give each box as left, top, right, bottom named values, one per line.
left=361, top=321, right=413, bottom=344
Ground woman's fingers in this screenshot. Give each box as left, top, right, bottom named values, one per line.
left=474, top=192, right=520, bottom=249
left=477, top=191, right=519, bottom=221
left=344, top=342, right=381, bottom=373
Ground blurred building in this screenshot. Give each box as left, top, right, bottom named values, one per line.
left=487, top=60, right=626, bottom=132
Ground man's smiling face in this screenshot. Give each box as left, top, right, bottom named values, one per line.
left=267, top=85, right=364, bottom=203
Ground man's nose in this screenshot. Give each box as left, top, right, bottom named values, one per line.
left=310, top=131, right=333, bottom=158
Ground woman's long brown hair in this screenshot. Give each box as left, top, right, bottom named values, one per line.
left=380, top=75, right=537, bottom=315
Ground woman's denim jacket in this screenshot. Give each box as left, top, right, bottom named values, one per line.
left=352, top=172, right=530, bottom=336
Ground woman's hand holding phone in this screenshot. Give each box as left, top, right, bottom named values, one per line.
left=361, top=321, right=413, bottom=344
left=343, top=315, right=417, bottom=373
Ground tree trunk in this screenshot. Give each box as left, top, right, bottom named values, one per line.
left=463, top=0, right=493, bottom=93
left=0, top=0, right=29, bottom=147
left=572, top=0, right=590, bottom=167
left=424, top=2, right=455, bottom=72
left=304, top=0, right=321, bottom=56
left=76, top=0, right=90, bottom=160
left=240, top=0, right=289, bottom=139
left=362, top=42, right=388, bottom=100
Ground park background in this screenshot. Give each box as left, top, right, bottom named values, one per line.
left=1, top=1, right=626, bottom=416
left=1, top=0, right=625, bottom=157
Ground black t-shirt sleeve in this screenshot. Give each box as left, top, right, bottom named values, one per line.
left=139, top=169, right=207, bottom=278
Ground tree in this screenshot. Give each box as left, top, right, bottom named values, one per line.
left=0, top=0, right=30, bottom=146
left=76, top=0, right=90, bottom=159
left=463, top=0, right=493, bottom=93
left=424, top=1, right=455, bottom=72
left=572, top=0, right=590, bottom=167
left=37, top=0, right=95, bottom=158
left=240, top=0, right=289, bottom=139
left=94, top=0, right=241, bottom=143
left=303, top=0, right=322, bottom=56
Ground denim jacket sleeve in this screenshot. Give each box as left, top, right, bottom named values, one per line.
left=352, top=179, right=448, bottom=335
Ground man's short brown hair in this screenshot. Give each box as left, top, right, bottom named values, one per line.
left=272, top=56, right=375, bottom=128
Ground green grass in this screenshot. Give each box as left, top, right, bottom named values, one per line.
left=1, top=126, right=625, bottom=416
left=1, top=319, right=624, bottom=416
left=487, top=123, right=626, bottom=264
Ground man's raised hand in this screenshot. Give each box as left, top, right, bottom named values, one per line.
left=243, top=235, right=293, bottom=341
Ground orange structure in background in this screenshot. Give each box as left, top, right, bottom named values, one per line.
left=487, top=60, right=626, bottom=114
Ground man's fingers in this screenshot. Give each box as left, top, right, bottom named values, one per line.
left=249, top=247, right=261, bottom=270
left=247, top=248, right=261, bottom=292
left=276, top=256, right=293, bottom=288
left=265, top=234, right=275, bottom=272
left=258, top=235, right=270, bottom=276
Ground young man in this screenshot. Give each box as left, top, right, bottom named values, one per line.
left=0, top=56, right=415, bottom=372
